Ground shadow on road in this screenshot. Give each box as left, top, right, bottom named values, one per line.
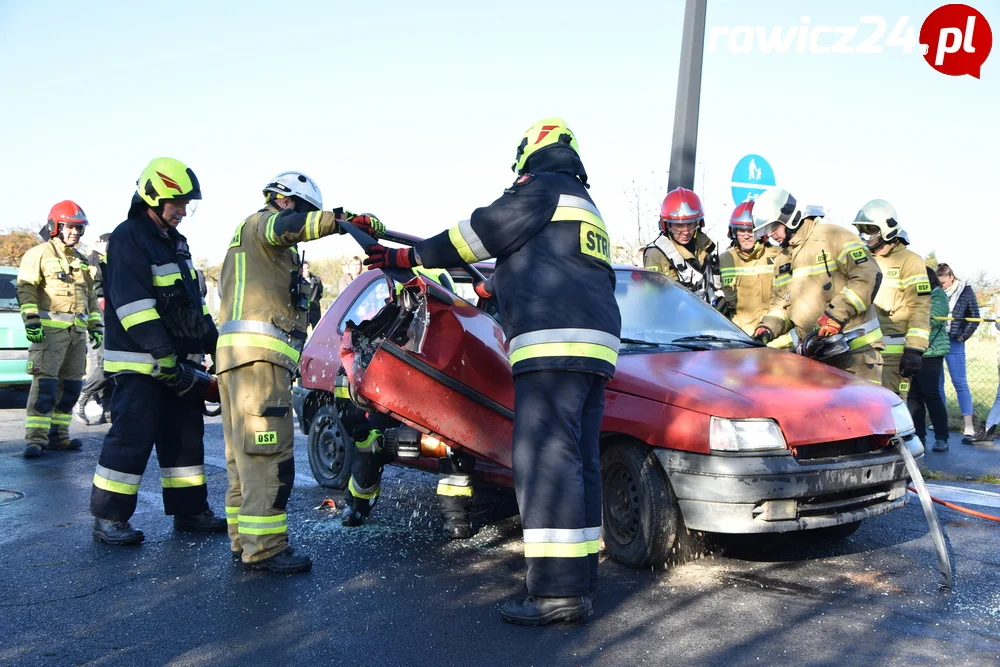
left=0, top=388, right=28, bottom=410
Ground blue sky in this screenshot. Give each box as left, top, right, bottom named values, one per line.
left=0, top=0, right=996, bottom=277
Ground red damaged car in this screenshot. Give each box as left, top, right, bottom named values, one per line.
left=294, top=265, right=922, bottom=568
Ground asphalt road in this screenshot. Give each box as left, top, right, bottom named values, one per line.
left=1, top=389, right=999, bottom=667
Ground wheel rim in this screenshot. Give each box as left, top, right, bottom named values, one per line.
left=604, top=461, right=642, bottom=546
left=314, top=414, right=348, bottom=478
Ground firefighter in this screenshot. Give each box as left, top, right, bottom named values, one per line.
left=642, top=187, right=724, bottom=306
left=75, top=232, right=112, bottom=425
left=751, top=187, right=884, bottom=383
left=339, top=267, right=477, bottom=539
left=851, top=199, right=930, bottom=400
left=217, top=171, right=382, bottom=573
left=16, top=201, right=101, bottom=458
left=363, top=117, right=621, bottom=626
left=90, top=157, right=226, bottom=546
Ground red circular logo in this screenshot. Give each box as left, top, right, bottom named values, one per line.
left=920, top=4, right=993, bottom=78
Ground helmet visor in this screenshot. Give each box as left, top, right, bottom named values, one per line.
left=753, top=221, right=780, bottom=241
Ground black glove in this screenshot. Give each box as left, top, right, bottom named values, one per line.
left=899, top=347, right=924, bottom=378
left=753, top=325, right=774, bottom=345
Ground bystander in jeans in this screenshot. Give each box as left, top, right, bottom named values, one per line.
left=908, top=267, right=951, bottom=451
left=936, top=263, right=980, bottom=437
left=303, top=261, right=324, bottom=333
left=965, top=293, right=1000, bottom=445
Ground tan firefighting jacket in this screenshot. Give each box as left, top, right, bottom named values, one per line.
left=217, top=204, right=342, bottom=374
left=873, top=241, right=931, bottom=355
left=643, top=230, right=723, bottom=302
left=760, top=217, right=884, bottom=351
left=720, top=242, right=779, bottom=334
left=16, top=237, right=101, bottom=333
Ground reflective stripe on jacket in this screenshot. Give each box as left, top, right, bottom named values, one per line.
left=873, top=242, right=931, bottom=354
left=217, top=204, right=342, bottom=374
left=719, top=242, right=778, bottom=334
left=102, top=206, right=216, bottom=374
left=16, top=238, right=100, bottom=333
left=415, top=171, right=621, bottom=378
left=760, top=216, right=884, bottom=350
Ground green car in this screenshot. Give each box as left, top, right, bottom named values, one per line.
left=0, top=266, right=31, bottom=389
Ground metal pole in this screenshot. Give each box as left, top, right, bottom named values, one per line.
left=667, top=0, right=708, bottom=192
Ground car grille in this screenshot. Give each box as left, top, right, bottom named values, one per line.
left=797, top=482, right=899, bottom=517
left=792, top=435, right=892, bottom=461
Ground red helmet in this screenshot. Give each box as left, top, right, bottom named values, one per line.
left=659, top=187, right=704, bottom=234
left=728, top=199, right=754, bottom=240
left=47, top=200, right=88, bottom=238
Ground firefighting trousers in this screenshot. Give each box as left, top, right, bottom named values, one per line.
left=90, top=373, right=209, bottom=521
left=219, top=361, right=295, bottom=563
left=512, top=370, right=605, bottom=598
left=25, top=328, right=86, bottom=446
left=881, top=353, right=909, bottom=400
left=827, top=346, right=884, bottom=385
left=342, top=407, right=397, bottom=516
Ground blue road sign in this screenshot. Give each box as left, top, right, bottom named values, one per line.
left=731, top=154, right=775, bottom=205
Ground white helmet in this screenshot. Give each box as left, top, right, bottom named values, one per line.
left=852, top=199, right=906, bottom=246
left=263, top=171, right=323, bottom=210
left=750, top=187, right=804, bottom=241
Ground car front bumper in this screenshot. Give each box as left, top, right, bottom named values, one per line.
left=655, top=435, right=922, bottom=533
left=0, top=352, right=31, bottom=388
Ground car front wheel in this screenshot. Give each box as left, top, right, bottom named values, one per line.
left=307, top=405, right=353, bottom=489
left=601, top=442, right=679, bottom=569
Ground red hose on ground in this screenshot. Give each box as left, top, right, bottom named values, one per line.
left=908, top=486, right=1000, bottom=523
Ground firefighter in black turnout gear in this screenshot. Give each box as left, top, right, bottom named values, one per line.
left=364, top=118, right=622, bottom=626
left=90, top=157, right=226, bottom=545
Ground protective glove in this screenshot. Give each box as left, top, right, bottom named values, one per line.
left=474, top=281, right=493, bottom=300
left=25, top=320, right=44, bottom=344
left=899, top=347, right=924, bottom=378
left=711, top=295, right=730, bottom=314
left=88, top=329, right=103, bottom=350
left=152, top=354, right=179, bottom=382
left=364, top=244, right=415, bottom=270
left=752, top=325, right=774, bottom=345
left=815, top=312, right=844, bottom=338
left=345, top=212, right=385, bottom=239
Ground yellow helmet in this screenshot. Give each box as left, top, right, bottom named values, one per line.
left=512, top=117, right=580, bottom=174
left=136, top=157, right=202, bottom=207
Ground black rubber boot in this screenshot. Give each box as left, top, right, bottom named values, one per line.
left=246, top=547, right=312, bottom=573
left=93, top=518, right=145, bottom=546
left=500, top=595, right=593, bottom=626
left=23, top=443, right=44, bottom=458
left=174, top=509, right=227, bottom=533
left=443, top=517, right=472, bottom=539
left=342, top=496, right=372, bottom=527
left=47, top=437, right=83, bottom=451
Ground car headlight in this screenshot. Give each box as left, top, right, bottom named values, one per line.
left=710, top=417, right=787, bottom=452
left=891, top=401, right=915, bottom=436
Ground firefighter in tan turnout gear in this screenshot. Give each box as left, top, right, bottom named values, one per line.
left=851, top=199, right=930, bottom=399
left=643, top=186, right=724, bottom=307
left=751, top=187, right=885, bottom=383
left=217, top=171, right=382, bottom=573
left=17, top=201, right=101, bottom=458
left=719, top=199, right=781, bottom=335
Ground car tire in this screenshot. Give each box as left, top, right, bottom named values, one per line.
left=803, top=520, right=863, bottom=541
left=601, top=442, right=679, bottom=569
left=307, top=405, right=353, bottom=489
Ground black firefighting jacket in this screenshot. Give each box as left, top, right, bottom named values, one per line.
left=103, top=197, right=217, bottom=374
left=415, top=148, right=622, bottom=378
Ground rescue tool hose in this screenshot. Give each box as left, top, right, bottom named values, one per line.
left=906, top=486, right=1000, bottom=523
left=897, top=439, right=953, bottom=589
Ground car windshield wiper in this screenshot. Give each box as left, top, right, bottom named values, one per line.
left=619, top=337, right=666, bottom=348
left=671, top=334, right=765, bottom=347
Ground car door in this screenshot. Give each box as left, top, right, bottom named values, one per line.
left=343, top=276, right=516, bottom=468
